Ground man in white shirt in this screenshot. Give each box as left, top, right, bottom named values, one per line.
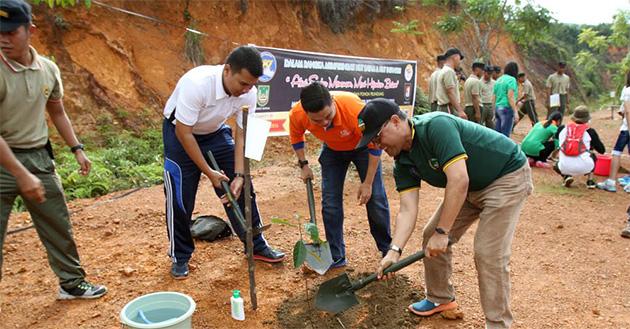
left=162, top=46, right=285, bottom=279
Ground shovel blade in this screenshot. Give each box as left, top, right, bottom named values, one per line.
left=304, top=241, right=334, bottom=275
left=315, top=273, right=359, bottom=314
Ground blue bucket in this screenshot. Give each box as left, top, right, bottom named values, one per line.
left=120, top=292, right=196, bottom=329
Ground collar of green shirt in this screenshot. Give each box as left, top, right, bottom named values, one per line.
left=1, top=46, right=42, bottom=73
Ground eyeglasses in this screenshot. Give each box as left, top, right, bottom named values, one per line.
left=371, top=120, right=390, bottom=147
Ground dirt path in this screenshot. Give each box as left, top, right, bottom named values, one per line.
left=2, top=110, right=629, bottom=328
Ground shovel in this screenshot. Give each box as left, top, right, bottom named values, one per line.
left=206, top=150, right=270, bottom=236
left=315, top=248, right=428, bottom=314
left=303, top=178, right=334, bottom=275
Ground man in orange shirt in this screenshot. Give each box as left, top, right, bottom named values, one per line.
left=289, top=82, right=391, bottom=268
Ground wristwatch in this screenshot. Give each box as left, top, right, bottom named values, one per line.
left=389, top=244, right=402, bottom=255
left=234, top=172, right=245, bottom=178
left=298, top=159, right=309, bottom=168
left=435, top=227, right=449, bottom=235
left=70, top=144, right=84, bottom=153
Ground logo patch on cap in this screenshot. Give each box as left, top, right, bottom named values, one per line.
left=0, top=10, right=8, bottom=18
left=358, top=118, right=365, bottom=132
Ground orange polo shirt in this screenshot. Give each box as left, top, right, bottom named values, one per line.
left=289, top=91, right=380, bottom=153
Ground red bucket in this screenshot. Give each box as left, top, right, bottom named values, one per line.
left=594, top=154, right=612, bottom=176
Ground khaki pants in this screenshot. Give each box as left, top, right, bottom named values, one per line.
left=464, top=105, right=480, bottom=124
left=481, top=103, right=495, bottom=129
left=422, top=163, right=533, bottom=329
left=0, top=148, right=85, bottom=289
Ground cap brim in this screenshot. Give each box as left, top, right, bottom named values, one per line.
left=355, top=130, right=378, bottom=150
left=0, top=21, right=24, bottom=32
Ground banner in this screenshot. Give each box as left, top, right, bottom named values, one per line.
left=252, top=46, right=418, bottom=136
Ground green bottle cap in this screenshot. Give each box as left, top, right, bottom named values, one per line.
left=233, top=290, right=241, bottom=298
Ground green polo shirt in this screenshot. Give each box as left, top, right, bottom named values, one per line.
left=0, top=47, right=63, bottom=149
left=394, top=112, right=526, bottom=192
left=493, top=75, right=518, bottom=108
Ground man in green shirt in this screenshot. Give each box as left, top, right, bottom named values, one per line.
left=480, top=66, right=495, bottom=129
left=516, top=72, right=538, bottom=126
left=0, top=0, right=107, bottom=299
left=357, top=99, right=532, bottom=328
left=463, top=62, right=485, bottom=123
left=546, top=61, right=570, bottom=118
left=435, top=48, right=467, bottom=119
left=428, top=55, right=445, bottom=112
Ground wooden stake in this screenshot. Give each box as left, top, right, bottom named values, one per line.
left=242, top=105, right=258, bottom=310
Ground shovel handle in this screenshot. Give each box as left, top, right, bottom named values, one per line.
left=306, top=178, right=317, bottom=224
left=350, top=249, right=426, bottom=292
left=206, top=151, right=247, bottom=226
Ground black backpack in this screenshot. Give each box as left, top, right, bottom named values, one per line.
left=190, top=215, right=233, bottom=242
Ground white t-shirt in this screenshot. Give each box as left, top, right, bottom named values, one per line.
left=163, top=65, right=257, bottom=134
left=619, top=86, right=629, bottom=132
left=558, top=127, right=593, bottom=176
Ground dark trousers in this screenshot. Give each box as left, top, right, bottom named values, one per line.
left=437, top=104, right=453, bottom=115
left=318, top=145, right=391, bottom=262
left=162, top=120, right=268, bottom=264
left=518, top=100, right=539, bottom=125
left=464, top=105, right=480, bottom=123
left=549, top=94, right=567, bottom=120
left=528, top=140, right=555, bottom=162
left=430, top=101, right=438, bottom=112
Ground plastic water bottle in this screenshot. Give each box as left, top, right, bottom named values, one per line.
left=231, top=290, right=245, bottom=321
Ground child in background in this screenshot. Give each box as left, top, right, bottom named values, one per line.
left=521, top=111, right=562, bottom=168
left=554, top=106, right=606, bottom=188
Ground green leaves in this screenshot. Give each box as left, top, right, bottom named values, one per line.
left=391, top=20, right=423, bottom=35
left=33, top=0, right=92, bottom=9
left=304, top=222, right=322, bottom=244
left=270, top=216, right=298, bottom=227
left=293, top=240, right=307, bottom=268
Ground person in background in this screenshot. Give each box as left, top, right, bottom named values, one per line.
left=493, top=62, right=519, bottom=137
left=553, top=106, right=605, bottom=189
left=428, top=55, right=446, bottom=112
left=520, top=111, right=562, bottom=168
left=546, top=61, right=570, bottom=119
left=480, top=65, right=496, bottom=128
left=435, top=48, right=467, bottom=119
left=463, top=62, right=485, bottom=123
left=492, top=65, right=502, bottom=80
left=597, top=70, right=630, bottom=193
left=516, top=72, right=538, bottom=126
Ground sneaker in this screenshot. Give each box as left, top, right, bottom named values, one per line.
left=253, top=246, right=285, bottom=263
left=527, top=158, right=535, bottom=167
left=618, top=176, right=630, bottom=186
left=171, top=261, right=189, bottom=280
left=622, top=221, right=630, bottom=239
left=58, top=281, right=107, bottom=300
left=596, top=179, right=617, bottom=192
left=408, top=298, right=458, bottom=317
left=624, top=184, right=630, bottom=193
left=329, top=257, right=347, bottom=269
left=586, top=179, right=596, bottom=189
left=534, top=161, right=551, bottom=169
left=563, top=176, right=574, bottom=188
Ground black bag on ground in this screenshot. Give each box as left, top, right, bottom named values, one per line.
left=190, top=215, right=232, bottom=242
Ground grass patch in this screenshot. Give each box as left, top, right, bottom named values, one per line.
left=536, top=182, right=588, bottom=196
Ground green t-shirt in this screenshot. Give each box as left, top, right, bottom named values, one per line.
left=493, top=75, right=518, bottom=108
left=394, top=112, right=526, bottom=192
left=520, top=121, right=558, bottom=156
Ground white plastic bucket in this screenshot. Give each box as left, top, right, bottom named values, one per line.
left=120, top=292, right=196, bottom=329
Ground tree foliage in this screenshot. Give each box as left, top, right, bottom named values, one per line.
left=32, top=0, right=91, bottom=8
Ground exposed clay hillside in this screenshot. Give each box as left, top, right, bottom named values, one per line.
left=30, top=0, right=533, bottom=136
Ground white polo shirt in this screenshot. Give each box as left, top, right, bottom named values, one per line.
left=163, top=65, right=257, bottom=135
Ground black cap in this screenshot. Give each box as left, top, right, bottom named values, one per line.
left=484, top=65, right=493, bottom=72
left=0, top=0, right=31, bottom=32
left=355, top=98, right=401, bottom=149
left=472, top=61, right=485, bottom=70
left=443, top=47, right=464, bottom=60
left=436, top=54, right=446, bottom=62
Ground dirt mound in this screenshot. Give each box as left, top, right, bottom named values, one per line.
left=276, top=273, right=431, bottom=329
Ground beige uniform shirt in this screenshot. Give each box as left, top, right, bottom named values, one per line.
left=428, top=69, right=440, bottom=103
left=463, top=75, right=482, bottom=107
left=521, top=79, right=536, bottom=101
left=436, top=65, right=459, bottom=106
left=0, top=47, right=63, bottom=149
left=481, top=78, right=495, bottom=104
left=546, top=72, right=570, bottom=94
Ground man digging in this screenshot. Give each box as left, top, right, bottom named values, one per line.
left=360, top=99, right=533, bottom=328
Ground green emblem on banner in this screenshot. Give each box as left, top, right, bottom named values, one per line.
left=257, top=85, right=270, bottom=107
